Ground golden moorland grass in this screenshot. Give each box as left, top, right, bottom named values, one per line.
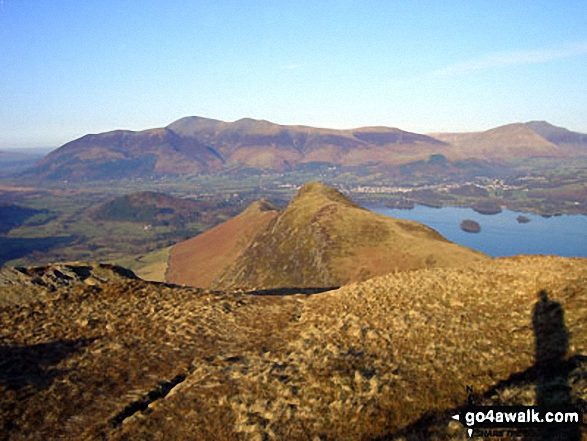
left=1, top=255, right=586, bottom=440
left=164, top=182, right=489, bottom=291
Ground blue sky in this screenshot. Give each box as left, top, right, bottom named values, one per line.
left=1, top=0, right=586, bottom=148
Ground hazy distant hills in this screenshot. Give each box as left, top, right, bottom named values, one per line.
left=430, top=122, right=566, bottom=161
left=526, top=120, right=587, bottom=152
left=22, top=117, right=587, bottom=181
left=167, top=116, right=447, bottom=170
left=166, top=182, right=489, bottom=289
left=0, top=149, right=48, bottom=176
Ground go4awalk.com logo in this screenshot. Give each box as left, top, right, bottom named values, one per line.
left=451, top=405, right=584, bottom=438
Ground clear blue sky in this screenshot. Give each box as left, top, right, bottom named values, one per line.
left=1, top=0, right=586, bottom=148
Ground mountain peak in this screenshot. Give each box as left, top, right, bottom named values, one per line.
left=233, top=117, right=273, bottom=125
left=242, top=199, right=278, bottom=215
left=297, top=181, right=340, bottom=196
left=524, top=121, right=587, bottom=147
left=294, top=182, right=358, bottom=207
left=166, top=116, right=223, bottom=137
left=525, top=120, right=553, bottom=127
left=164, top=182, right=490, bottom=290
left=524, top=120, right=566, bottom=135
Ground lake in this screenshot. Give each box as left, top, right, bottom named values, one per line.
left=366, top=204, right=587, bottom=258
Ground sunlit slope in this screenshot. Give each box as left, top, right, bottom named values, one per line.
left=211, top=182, right=489, bottom=289
left=166, top=200, right=279, bottom=287
left=117, top=246, right=172, bottom=282
left=1, top=256, right=585, bottom=440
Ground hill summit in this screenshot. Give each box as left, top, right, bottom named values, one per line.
left=167, top=182, right=489, bottom=289
left=91, top=191, right=207, bottom=225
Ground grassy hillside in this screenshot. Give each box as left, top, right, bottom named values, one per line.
left=167, top=200, right=279, bottom=287
left=208, top=182, right=489, bottom=290
left=1, top=256, right=585, bottom=439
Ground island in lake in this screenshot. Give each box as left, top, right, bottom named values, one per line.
left=516, top=215, right=531, bottom=223
left=471, top=201, right=502, bottom=215
left=460, top=219, right=481, bottom=233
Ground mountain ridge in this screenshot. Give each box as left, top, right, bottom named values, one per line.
left=22, top=117, right=587, bottom=181
left=166, top=198, right=280, bottom=288
left=166, top=182, right=489, bottom=290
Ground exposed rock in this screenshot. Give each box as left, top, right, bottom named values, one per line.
left=0, top=263, right=137, bottom=306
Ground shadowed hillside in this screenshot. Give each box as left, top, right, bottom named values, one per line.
left=25, top=128, right=225, bottom=181
left=167, top=182, right=489, bottom=290
left=90, top=191, right=212, bottom=226
left=0, top=203, right=48, bottom=234
left=1, top=256, right=585, bottom=440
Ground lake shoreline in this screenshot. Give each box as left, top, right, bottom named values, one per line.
left=366, top=203, right=587, bottom=258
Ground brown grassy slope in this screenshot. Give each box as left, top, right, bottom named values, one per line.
left=212, top=182, right=489, bottom=290
left=166, top=200, right=279, bottom=287
left=1, top=256, right=585, bottom=440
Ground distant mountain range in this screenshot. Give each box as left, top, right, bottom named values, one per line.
left=22, top=117, right=587, bottom=181
left=0, top=149, right=48, bottom=176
